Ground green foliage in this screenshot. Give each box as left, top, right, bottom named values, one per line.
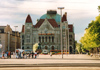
left=76, top=43, right=82, bottom=53
left=80, top=15, right=100, bottom=50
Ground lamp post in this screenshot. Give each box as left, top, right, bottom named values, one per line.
left=14, top=26, right=18, bottom=54
left=58, top=7, right=64, bottom=59
left=0, top=44, right=2, bottom=58
left=66, top=27, right=70, bottom=54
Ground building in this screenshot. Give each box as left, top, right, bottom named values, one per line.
left=21, top=10, right=75, bottom=53
left=0, top=25, right=20, bottom=52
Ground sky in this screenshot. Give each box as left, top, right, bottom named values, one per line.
left=0, top=0, right=100, bottom=42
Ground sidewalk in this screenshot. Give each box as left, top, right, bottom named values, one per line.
left=0, top=54, right=100, bottom=67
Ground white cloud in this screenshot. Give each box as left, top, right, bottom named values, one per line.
left=0, top=0, right=100, bottom=42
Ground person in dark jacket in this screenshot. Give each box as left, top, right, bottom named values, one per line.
left=32, top=51, right=34, bottom=58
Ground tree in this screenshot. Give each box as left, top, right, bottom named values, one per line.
left=80, top=15, right=100, bottom=51
left=76, top=43, right=82, bottom=54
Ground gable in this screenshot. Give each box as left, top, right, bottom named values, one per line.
left=34, top=19, right=58, bottom=28
left=38, top=19, right=54, bottom=31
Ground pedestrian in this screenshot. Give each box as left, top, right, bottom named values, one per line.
left=10, top=51, right=11, bottom=58
left=22, top=51, right=25, bottom=58
left=29, top=52, right=30, bottom=59
left=8, top=51, right=10, bottom=58
left=32, top=51, right=34, bottom=58
left=6, top=51, right=8, bottom=58
left=2, top=52, right=5, bottom=59
left=35, top=51, right=37, bottom=59
left=37, top=51, right=39, bottom=57
left=50, top=52, right=52, bottom=57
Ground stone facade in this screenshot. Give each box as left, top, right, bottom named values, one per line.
left=21, top=10, right=75, bottom=53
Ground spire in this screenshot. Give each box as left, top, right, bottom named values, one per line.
left=25, top=14, right=32, bottom=23
left=62, top=12, right=67, bottom=22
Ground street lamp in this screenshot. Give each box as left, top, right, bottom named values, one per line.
left=0, top=44, right=2, bottom=58
left=66, top=27, right=70, bottom=54
left=58, top=7, right=64, bottom=59
left=14, top=26, right=18, bottom=54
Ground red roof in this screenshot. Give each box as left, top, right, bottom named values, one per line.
left=62, top=12, right=67, bottom=22
left=25, top=14, right=32, bottom=23
left=34, top=19, right=58, bottom=28
left=22, top=25, right=25, bottom=32
left=68, top=25, right=73, bottom=32
left=34, top=19, right=44, bottom=28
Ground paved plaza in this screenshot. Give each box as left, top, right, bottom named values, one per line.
left=0, top=54, right=100, bottom=70
left=0, top=54, right=100, bottom=65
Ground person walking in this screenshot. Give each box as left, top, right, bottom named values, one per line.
left=22, top=51, right=25, bottom=58
left=35, top=51, right=37, bottom=59
left=32, top=51, right=34, bottom=58
left=50, top=52, right=52, bottom=57
left=29, top=52, right=31, bottom=59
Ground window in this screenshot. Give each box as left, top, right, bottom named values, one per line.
left=69, top=35, right=72, bottom=38
left=70, top=39, right=72, bottom=42
left=22, top=40, right=24, bottom=45
left=27, top=47, right=29, bottom=49
left=27, top=35, right=30, bottom=38
left=57, top=38, right=58, bottom=43
left=39, top=37, right=41, bottom=42
left=27, top=39, right=30, bottom=43
left=49, top=37, right=51, bottom=42
left=45, top=37, right=47, bottom=42
left=52, top=37, right=54, bottom=42
left=22, top=35, right=24, bottom=38
left=42, top=37, right=44, bottom=42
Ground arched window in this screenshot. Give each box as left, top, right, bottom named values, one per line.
left=52, top=37, right=54, bottom=42
left=45, top=37, right=47, bottom=42
left=49, top=37, right=51, bottom=42
left=42, top=37, right=44, bottom=42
